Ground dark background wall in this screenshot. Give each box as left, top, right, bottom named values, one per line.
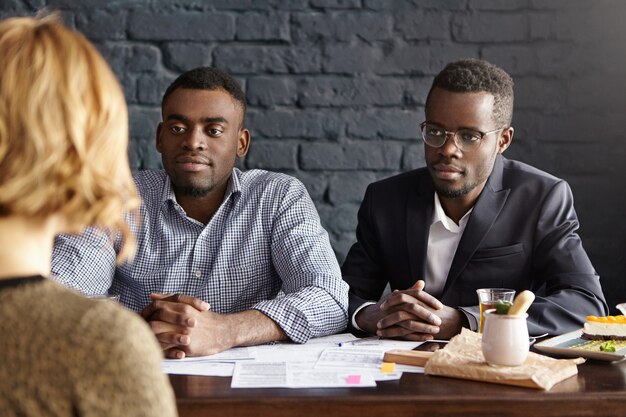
left=3, top=0, right=625, bottom=313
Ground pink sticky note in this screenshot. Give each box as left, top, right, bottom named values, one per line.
left=346, top=375, right=361, bottom=385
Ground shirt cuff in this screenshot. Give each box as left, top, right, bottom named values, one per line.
left=457, top=307, right=478, bottom=332
left=351, top=301, right=376, bottom=332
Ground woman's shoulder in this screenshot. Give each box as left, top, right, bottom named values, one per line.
left=2, top=280, right=177, bottom=417
left=58, top=285, right=178, bottom=416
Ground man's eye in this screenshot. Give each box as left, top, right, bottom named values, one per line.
left=207, top=128, right=223, bottom=137
left=459, top=130, right=481, bottom=143
left=169, top=125, right=186, bottom=134
left=427, top=127, right=444, bottom=136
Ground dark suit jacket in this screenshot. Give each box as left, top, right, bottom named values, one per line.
left=342, top=155, right=608, bottom=336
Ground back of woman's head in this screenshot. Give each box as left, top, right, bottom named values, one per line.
left=0, top=14, right=138, bottom=260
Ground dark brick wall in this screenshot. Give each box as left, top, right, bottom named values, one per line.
left=3, top=0, right=626, bottom=313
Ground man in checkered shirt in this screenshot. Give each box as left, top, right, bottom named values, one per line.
left=52, top=67, right=348, bottom=358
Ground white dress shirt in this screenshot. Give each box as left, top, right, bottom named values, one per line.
left=425, top=192, right=472, bottom=297
left=427, top=193, right=478, bottom=330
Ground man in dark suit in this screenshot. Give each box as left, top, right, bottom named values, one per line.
left=342, top=59, right=608, bottom=340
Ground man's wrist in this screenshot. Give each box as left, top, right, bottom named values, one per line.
left=233, top=309, right=288, bottom=347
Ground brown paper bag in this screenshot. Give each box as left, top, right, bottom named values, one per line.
left=424, top=328, right=584, bottom=390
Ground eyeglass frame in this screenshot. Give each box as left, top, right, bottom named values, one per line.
left=419, top=121, right=507, bottom=152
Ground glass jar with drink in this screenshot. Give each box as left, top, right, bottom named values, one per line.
left=476, top=288, right=516, bottom=333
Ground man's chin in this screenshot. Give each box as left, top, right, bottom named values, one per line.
left=175, top=185, right=213, bottom=198
left=435, top=184, right=471, bottom=199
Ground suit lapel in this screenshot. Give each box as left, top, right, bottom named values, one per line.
left=442, top=155, right=510, bottom=296
left=406, top=173, right=434, bottom=286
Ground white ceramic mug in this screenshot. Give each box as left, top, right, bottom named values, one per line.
left=481, top=309, right=529, bottom=366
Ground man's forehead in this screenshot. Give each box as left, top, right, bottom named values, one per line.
left=162, top=88, right=243, bottom=119
left=162, top=88, right=243, bottom=110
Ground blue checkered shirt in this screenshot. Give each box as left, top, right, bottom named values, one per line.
left=51, top=168, right=348, bottom=343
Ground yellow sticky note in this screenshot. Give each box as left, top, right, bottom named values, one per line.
left=380, top=362, right=395, bottom=373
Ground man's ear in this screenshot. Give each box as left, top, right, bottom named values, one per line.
left=156, top=122, right=163, bottom=153
left=497, top=127, right=514, bottom=154
left=236, top=128, right=251, bottom=158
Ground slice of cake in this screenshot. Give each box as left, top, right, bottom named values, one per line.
left=582, top=315, right=626, bottom=340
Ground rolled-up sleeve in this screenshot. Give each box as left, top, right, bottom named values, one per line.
left=253, top=179, right=349, bottom=343
left=51, top=228, right=117, bottom=296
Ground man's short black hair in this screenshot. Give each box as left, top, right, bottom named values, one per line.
left=162, top=67, right=247, bottom=121
left=426, top=59, right=514, bottom=127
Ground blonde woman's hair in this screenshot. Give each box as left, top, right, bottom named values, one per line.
left=0, top=14, right=138, bottom=262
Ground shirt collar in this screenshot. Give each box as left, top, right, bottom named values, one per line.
left=432, top=192, right=473, bottom=233
left=162, top=174, right=177, bottom=205
left=228, top=167, right=243, bottom=197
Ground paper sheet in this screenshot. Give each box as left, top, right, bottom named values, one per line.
left=315, top=346, right=424, bottom=377
left=395, top=364, right=425, bottom=374
left=231, top=362, right=289, bottom=387
left=253, top=333, right=357, bottom=363
left=231, top=362, right=377, bottom=388
left=162, top=360, right=235, bottom=376
left=160, top=346, right=254, bottom=376
left=167, top=346, right=255, bottom=362
left=316, top=347, right=384, bottom=369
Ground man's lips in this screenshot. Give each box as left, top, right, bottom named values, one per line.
left=176, top=155, right=210, bottom=165
left=431, top=163, right=463, bottom=180
left=175, top=155, right=211, bottom=172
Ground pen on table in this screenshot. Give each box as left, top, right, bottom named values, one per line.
left=337, top=336, right=382, bottom=347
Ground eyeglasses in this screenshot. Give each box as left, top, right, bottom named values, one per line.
left=420, top=122, right=505, bottom=152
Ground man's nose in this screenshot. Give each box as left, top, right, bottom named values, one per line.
left=183, top=127, right=207, bottom=150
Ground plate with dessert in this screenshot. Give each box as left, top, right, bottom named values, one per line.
left=534, top=314, right=626, bottom=362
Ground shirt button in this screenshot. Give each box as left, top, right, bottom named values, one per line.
left=194, top=270, right=201, bottom=278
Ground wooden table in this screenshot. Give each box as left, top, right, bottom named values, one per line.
left=171, top=359, right=626, bottom=417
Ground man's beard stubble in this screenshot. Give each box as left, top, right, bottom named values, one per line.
left=176, top=186, right=212, bottom=198
left=435, top=181, right=477, bottom=199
